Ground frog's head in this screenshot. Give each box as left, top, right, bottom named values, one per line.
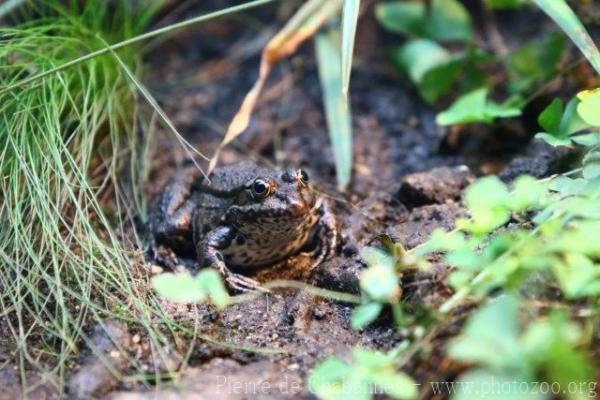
left=232, top=167, right=316, bottom=220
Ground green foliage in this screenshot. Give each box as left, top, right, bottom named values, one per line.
left=308, top=347, right=417, bottom=400
left=508, top=32, right=566, bottom=94
left=376, top=0, right=471, bottom=42
left=377, top=0, right=480, bottom=103
left=152, top=270, right=230, bottom=309
left=535, top=97, right=592, bottom=147
left=0, top=0, right=166, bottom=387
left=436, top=88, right=521, bottom=126
left=449, top=296, right=594, bottom=400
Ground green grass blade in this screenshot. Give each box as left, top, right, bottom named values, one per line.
left=341, top=0, right=360, bottom=98
left=0, top=0, right=280, bottom=95
left=316, top=30, right=353, bottom=190
left=532, top=0, right=600, bottom=75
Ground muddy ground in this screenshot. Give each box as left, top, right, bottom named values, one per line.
left=3, top=1, right=596, bottom=399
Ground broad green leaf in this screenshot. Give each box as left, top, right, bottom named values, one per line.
left=375, top=1, right=426, bottom=36
left=448, top=295, right=522, bottom=370
left=427, top=0, right=472, bottom=43
left=351, top=302, right=383, bottom=330
left=436, top=87, right=487, bottom=125
left=360, top=264, right=400, bottom=302
left=367, top=371, right=417, bottom=400
left=560, top=97, right=589, bottom=135
left=508, top=32, right=565, bottom=94
left=436, top=88, right=521, bottom=126
left=341, top=0, right=360, bottom=97
left=152, top=273, right=207, bottom=303
left=521, top=313, right=593, bottom=397
left=419, top=58, right=461, bottom=103
left=576, top=88, right=600, bottom=126
left=538, top=98, right=563, bottom=133
left=360, top=246, right=395, bottom=269
left=582, top=150, right=600, bottom=180
left=308, top=357, right=352, bottom=399
left=553, top=254, right=600, bottom=298
left=571, top=132, right=600, bottom=146
left=509, top=175, right=545, bottom=212
left=453, top=370, right=542, bottom=400
left=462, top=176, right=511, bottom=234
left=534, top=132, right=572, bottom=147
left=394, top=39, right=452, bottom=84
left=535, top=97, right=590, bottom=146
left=446, top=248, right=481, bottom=270
left=360, top=247, right=400, bottom=301
left=196, top=269, right=229, bottom=309
left=316, top=30, right=353, bottom=190
left=532, top=0, right=600, bottom=75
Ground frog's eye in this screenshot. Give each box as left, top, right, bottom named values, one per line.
left=252, top=178, right=271, bottom=198
left=299, top=169, right=309, bottom=185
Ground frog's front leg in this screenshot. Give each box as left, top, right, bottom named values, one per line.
left=311, top=199, right=340, bottom=268
left=198, top=226, right=268, bottom=293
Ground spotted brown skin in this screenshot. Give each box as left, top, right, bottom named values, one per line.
left=149, top=161, right=338, bottom=292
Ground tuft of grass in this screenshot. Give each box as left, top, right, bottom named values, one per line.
left=0, top=0, right=172, bottom=394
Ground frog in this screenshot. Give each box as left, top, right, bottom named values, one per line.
left=149, top=161, right=339, bottom=292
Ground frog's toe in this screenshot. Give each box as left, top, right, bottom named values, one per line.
left=225, top=272, right=269, bottom=294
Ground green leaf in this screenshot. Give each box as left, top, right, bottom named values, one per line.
left=427, top=0, right=472, bottom=43
left=436, top=88, right=521, bottom=126
left=509, top=175, right=545, bottom=212
left=351, top=302, right=383, bottom=330
left=553, top=253, right=600, bottom=298
left=436, top=87, right=487, bottom=125
left=360, top=246, right=396, bottom=269
left=394, top=39, right=452, bottom=84
left=418, top=58, right=461, bottom=103
left=508, top=32, right=565, bottom=94
left=315, top=30, right=353, bottom=190
left=538, top=98, right=563, bottom=133
left=582, top=150, right=600, bottom=180
left=453, top=370, right=542, bottom=400
left=535, top=97, right=590, bottom=147
left=571, top=132, right=600, bottom=147
left=375, top=1, right=426, bottom=36
left=448, top=295, right=523, bottom=370
left=152, top=273, right=207, bottom=303
left=196, top=269, right=229, bottom=309
left=308, top=357, right=352, bottom=399
left=341, top=0, right=360, bottom=97
left=367, top=371, right=417, bottom=400
left=532, top=0, right=600, bottom=75
left=360, top=247, right=400, bottom=301
left=360, top=263, right=400, bottom=302
left=463, top=176, right=511, bottom=234
left=521, top=313, right=593, bottom=394
left=577, top=88, right=600, bottom=126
